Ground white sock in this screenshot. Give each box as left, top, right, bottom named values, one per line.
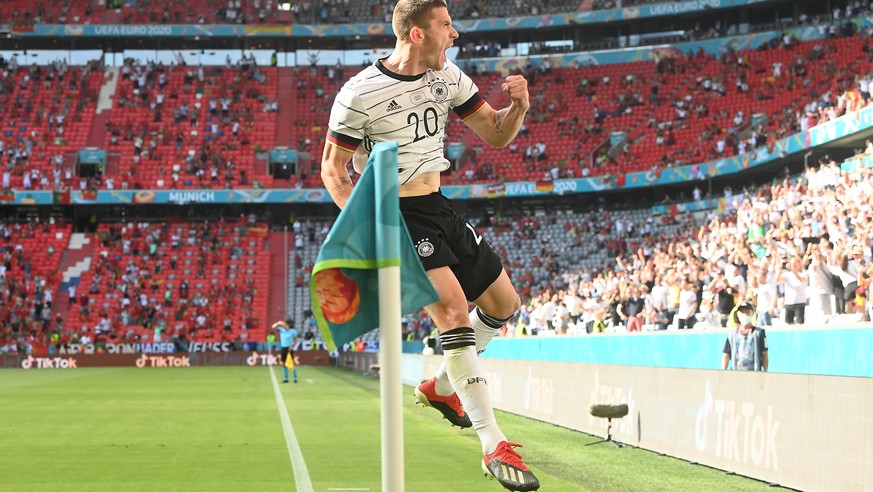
left=471, top=307, right=508, bottom=354
left=434, top=360, right=453, bottom=396
left=440, top=327, right=506, bottom=455
left=434, top=308, right=510, bottom=395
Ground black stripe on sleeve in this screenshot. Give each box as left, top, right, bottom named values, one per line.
left=453, top=93, right=484, bottom=118
left=327, top=129, right=362, bottom=150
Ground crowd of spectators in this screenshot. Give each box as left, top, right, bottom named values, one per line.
left=4, top=12, right=873, bottom=193
left=502, top=158, right=873, bottom=338
left=105, top=56, right=275, bottom=191
left=1, top=0, right=869, bottom=36
left=0, top=220, right=68, bottom=355
left=0, top=216, right=270, bottom=355
left=445, top=31, right=873, bottom=186
left=594, top=0, right=870, bottom=18
left=70, top=218, right=266, bottom=348
left=0, top=57, right=103, bottom=194
left=619, top=31, right=868, bottom=174
left=653, top=31, right=873, bottom=171
left=2, top=0, right=588, bottom=27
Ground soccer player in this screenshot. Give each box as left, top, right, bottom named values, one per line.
left=273, top=320, right=299, bottom=383
left=321, top=1, right=538, bottom=489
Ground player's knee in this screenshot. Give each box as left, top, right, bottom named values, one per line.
left=501, top=293, right=521, bottom=318
left=509, top=293, right=521, bottom=314
left=491, top=294, right=520, bottom=320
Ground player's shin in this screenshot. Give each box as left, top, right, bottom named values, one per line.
left=440, top=327, right=507, bottom=455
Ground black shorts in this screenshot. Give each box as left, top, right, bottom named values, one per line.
left=280, top=347, right=295, bottom=364
left=399, top=192, right=503, bottom=302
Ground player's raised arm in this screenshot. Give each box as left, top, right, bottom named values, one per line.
left=462, top=74, right=530, bottom=148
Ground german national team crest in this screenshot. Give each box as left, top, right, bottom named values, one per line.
left=416, top=239, right=434, bottom=257
left=430, top=81, right=449, bottom=102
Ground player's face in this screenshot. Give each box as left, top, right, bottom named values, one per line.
left=419, top=7, right=458, bottom=70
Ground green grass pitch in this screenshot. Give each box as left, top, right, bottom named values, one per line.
left=0, top=366, right=786, bottom=491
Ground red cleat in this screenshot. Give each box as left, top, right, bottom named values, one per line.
left=482, top=441, right=540, bottom=491
left=413, top=377, right=472, bottom=428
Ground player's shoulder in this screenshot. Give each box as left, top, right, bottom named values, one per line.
left=433, top=59, right=465, bottom=81
left=339, top=63, right=384, bottom=94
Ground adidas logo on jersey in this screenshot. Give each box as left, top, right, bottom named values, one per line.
left=387, top=99, right=402, bottom=112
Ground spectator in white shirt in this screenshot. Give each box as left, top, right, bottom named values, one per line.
left=677, top=280, right=699, bottom=329
left=805, top=243, right=834, bottom=322
left=755, top=271, right=778, bottom=326
left=781, top=257, right=808, bottom=324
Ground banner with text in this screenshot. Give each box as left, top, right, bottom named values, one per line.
left=404, top=356, right=873, bottom=492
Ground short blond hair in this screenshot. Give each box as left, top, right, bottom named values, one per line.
left=392, top=0, right=447, bottom=41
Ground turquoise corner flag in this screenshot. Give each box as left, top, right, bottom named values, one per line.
left=310, top=142, right=440, bottom=351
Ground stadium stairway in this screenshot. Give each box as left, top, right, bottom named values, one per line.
left=267, top=230, right=291, bottom=325
left=86, top=68, right=120, bottom=148
left=275, top=67, right=296, bottom=148
left=56, top=233, right=95, bottom=322
left=104, top=152, right=121, bottom=177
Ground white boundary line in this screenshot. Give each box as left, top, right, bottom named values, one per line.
left=270, top=366, right=314, bottom=492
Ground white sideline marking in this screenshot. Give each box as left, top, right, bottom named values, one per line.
left=270, top=367, right=314, bottom=492
left=306, top=378, right=314, bottom=384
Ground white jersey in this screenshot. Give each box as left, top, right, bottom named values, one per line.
left=327, top=58, right=484, bottom=185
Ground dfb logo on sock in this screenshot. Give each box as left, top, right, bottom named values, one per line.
left=466, top=376, right=487, bottom=385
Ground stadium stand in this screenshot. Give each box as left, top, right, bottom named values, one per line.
left=284, top=156, right=873, bottom=343
left=447, top=35, right=873, bottom=184
left=293, top=34, right=873, bottom=188
left=3, top=32, right=869, bottom=192
left=493, top=159, right=873, bottom=336
left=0, top=60, right=103, bottom=191
left=0, top=0, right=643, bottom=27
left=2, top=1, right=873, bottom=354
left=104, top=62, right=278, bottom=190
left=0, top=221, right=71, bottom=354
left=65, top=218, right=270, bottom=347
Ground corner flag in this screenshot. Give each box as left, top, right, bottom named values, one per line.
left=310, top=142, right=439, bottom=351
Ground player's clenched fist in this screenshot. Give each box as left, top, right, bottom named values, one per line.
left=501, top=75, right=530, bottom=111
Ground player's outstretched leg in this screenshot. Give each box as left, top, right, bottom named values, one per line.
left=424, top=307, right=512, bottom=426
left=440, top=327, right=539, bottom=491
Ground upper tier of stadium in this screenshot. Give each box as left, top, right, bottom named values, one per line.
left=0, top=0, right=765, bottom=27
left=1, top=31, right=870, bottom=193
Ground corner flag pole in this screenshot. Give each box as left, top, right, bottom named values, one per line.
left=312, top=142, right=436, bottom=491
left=373, top=142, right=405, bottom=492
left=378, top=266, right=404, bottom=491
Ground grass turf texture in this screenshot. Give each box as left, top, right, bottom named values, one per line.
left=1, top=366, right=787, bottom=491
